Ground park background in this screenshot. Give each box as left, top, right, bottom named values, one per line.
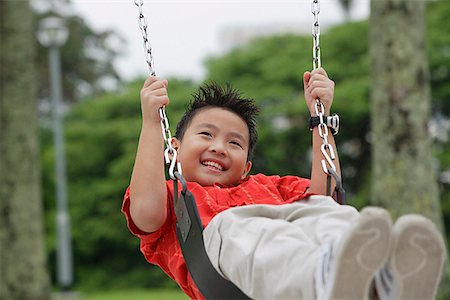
left=1, top=0, right=450, bottom=299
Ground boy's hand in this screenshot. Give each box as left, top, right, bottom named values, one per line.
left=303, top=68, right=335, bottom=116
left=140, top=76, right=169, bottom=124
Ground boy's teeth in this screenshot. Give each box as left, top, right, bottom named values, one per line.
left=203, top=161, right=223, bottom=171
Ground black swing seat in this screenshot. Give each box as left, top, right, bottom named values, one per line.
left=173, top=171, right=250, bottom=299
left=172, top=171, right=345, bottom=299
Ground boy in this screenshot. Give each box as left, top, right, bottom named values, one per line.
left=122, top=68, right=446, bottom=299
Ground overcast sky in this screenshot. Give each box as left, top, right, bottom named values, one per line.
left=71, top=0, right=369, bottom=80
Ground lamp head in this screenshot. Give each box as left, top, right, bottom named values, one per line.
left=37, top=16, right=68, bottom=47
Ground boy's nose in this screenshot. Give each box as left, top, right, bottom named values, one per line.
left=209, top=141, right=226, bottom=156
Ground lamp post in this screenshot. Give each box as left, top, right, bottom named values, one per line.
left=37, top=16, right=73, bottom=290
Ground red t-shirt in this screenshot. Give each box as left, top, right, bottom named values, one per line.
left=122, top=173, right=311, bottom=299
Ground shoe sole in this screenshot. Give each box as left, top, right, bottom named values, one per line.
left=323, top=207, right=392, bottom=300
left=390, top=215, right=446, bottom=300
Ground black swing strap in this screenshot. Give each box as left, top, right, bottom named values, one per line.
left=173, top=172, right=250, bottom=299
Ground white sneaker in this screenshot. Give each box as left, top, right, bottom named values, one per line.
left=375, top=214, right=446, bottom=300
left=316, top=207, right=393, bottom=300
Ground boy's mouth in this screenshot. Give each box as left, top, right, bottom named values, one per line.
left=201, top=160, right=224, bottom=171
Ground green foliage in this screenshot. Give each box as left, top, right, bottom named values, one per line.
left=427, top=0, right=450, bottom=114
left=427, top=1, right=450, bottom=248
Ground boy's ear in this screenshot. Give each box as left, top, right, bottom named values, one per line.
left=241, top=161, right=252, bottom=180
left=171, top=137, right=180, bottom=150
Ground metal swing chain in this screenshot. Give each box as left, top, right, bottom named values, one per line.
left=134, top=0, right=155, bottom=76
left=134, top=0, right=339, bottom=194
left=134, top=0, right=180, bottom=180
left=311, top=0, right=340, bottom=197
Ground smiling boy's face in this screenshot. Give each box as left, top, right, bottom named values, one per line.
left=172, top=106, right=252, bottom=187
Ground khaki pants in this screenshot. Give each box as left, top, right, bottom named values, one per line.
left=203, top=195, right=359, bottom=300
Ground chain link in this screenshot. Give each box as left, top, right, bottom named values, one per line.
left=134, top=0, right=180, bottom=179
left=134, top=0, right=155, bottom=76
left=134, top=0, right=336, bottom=183
left=311, top=0, right=336, bottom=176
left=312, top=0, right=321, bottom=70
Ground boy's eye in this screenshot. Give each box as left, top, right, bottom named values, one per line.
left=199, top=131, right=212, bottom=137
left=230, top=141, right=243, bottom=148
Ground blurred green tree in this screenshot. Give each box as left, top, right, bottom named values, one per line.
left=427, top=2, right=450, bottom=242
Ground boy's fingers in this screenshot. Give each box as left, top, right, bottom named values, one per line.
left=303, top=71, right=311, bottom=88
left=151, top=79, right=168, bottom=91
left=153, top=86, right=169, bottom=96
left=143, top=76, right=169, bottom=91
left=143, top=75, right=159, bottom=88
left=311, top=87, right=331, bottom=98
left=155, top=95, right=170, bottom=106
left=311, top=67, right=328, bottom=78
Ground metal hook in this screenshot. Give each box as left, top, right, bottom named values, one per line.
left=167, top=149, right=182, bottom=180
left=320, top=143, right=336, bottom=174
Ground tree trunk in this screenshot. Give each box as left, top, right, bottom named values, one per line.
left=0, top=1, right=51, bottom=299
left=370, top=0, right=442, bottom=226
left=370, top=0, right=449, bottom=297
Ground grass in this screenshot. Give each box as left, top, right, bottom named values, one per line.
left=53, top=289, right=189, bottom=300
